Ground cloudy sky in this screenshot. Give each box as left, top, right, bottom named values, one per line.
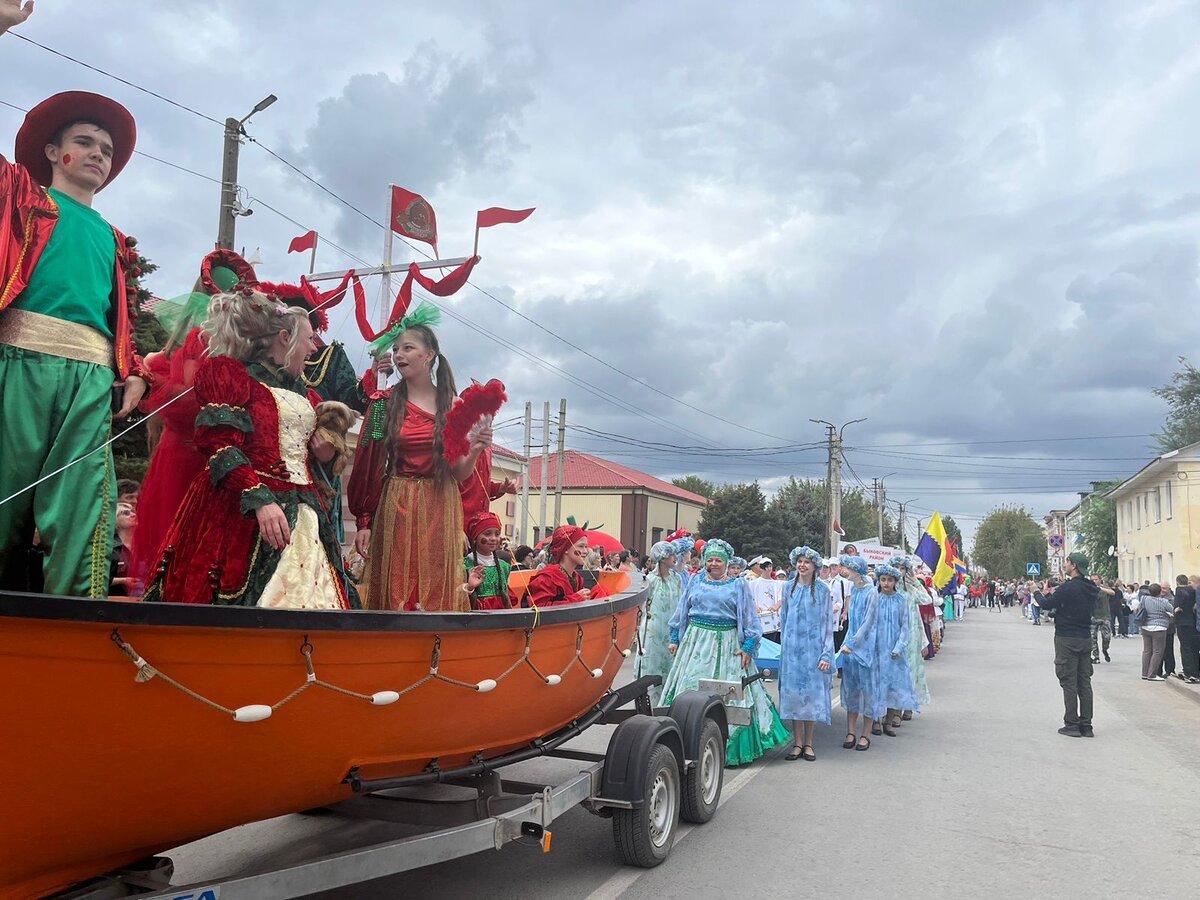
left=6, top=0, right=1199, bottom=547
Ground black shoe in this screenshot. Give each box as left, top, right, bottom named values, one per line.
left=1103, top=652, right=1110, bottom=662
left=1078, top=726, right=1095, bottom=738
left=1058, top=725, right=1082, bottom=737
left=1091, top=657, right=1100, bottom=664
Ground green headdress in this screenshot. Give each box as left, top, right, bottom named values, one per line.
left=368, top=301, right=442, bottom=358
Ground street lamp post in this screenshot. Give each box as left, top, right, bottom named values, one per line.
left=216, top=94, right=277, bottom=250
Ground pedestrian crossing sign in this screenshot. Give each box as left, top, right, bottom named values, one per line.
left=1026, top=563, right=1041, bottom=576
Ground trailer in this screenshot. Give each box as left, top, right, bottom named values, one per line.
left=56, top=677, right=730, bottom=900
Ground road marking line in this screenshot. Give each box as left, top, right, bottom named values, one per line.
left=584, top=694, right=843, bottom=900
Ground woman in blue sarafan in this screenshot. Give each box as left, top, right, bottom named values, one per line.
left=778, top=545, right=835, bottom=762
left=637, top=540, right=684, bottom=706
left=663, top=538, right=790, bottom=766
left=834, top=554, right=880, bottom=752
left=873, top=563, right=920, bottom=736
left=888, top=554, right=931, bottom=726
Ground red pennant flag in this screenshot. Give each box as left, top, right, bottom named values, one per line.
left=390, top=186, right=438, bottom=250
left=288, top=230, right=316, bottom=254
left=476, top=206, right=535, bottom=229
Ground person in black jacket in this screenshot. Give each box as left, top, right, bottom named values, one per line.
left=1172, top=574, right=1199, bottom=682
left=1037, top=552, right=1100, bottom=737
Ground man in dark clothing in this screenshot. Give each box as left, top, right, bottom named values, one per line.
left=1037, top=552, right=1099, bottom=738
left=1173, top=575, right=1198, bottom=682
left=987, top=580, right=996, bottom=608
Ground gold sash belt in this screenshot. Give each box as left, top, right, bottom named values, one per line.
left=0, top=308, right=114, bottom=368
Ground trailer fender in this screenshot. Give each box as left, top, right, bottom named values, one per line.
left=600, top=715, right=684, bottom=808
left=667, top=690, right=729, bottom=759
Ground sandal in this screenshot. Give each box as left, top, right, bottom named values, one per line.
left=901, top=711, right=913, bottom=721
left=842, top=733, right=856, bottom=749
left=883, top=724, right=897, bottom=737
left=891, top=716, right=903, bottom=728
left=871, top=724, right=883, bottom=736
left=802, top=745, right=816, bottom=761
left=785, top=745, right=804, bottom=761
left=855, top=736, right=871, bottom=751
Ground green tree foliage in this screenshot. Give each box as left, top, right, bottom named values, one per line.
left=764, top=477, right=826, bottom=563
left=698, top=482, right=774, bottom=558
left=972, top=506, right=1048, bottom=580
left=942, top=514, right=967, bottom=565
left=1079, top=481, right=1121, bottom=580
left=112, top=248, right=164, bottom=484
left=672, top=475, right=716, bottom=500
left=1153, top=358, right=1200, bottom=452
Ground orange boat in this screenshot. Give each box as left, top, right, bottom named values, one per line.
left=0, top=572, right=644, bottom=899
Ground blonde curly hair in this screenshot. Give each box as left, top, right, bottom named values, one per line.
left=204, top=290, right=310, bottom=368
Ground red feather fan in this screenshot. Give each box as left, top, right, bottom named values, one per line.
left=443, top=379, right=507, bottom=464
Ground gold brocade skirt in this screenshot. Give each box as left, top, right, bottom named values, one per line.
left=362, top=474, right=466, bottom=612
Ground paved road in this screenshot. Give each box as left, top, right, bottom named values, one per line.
left=167, top=609, right=1200, bottom=899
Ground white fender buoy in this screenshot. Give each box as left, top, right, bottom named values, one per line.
left=233, top=704, right=273, bottom=723
left=475, top=679, right=497, bottom=693
left=590, top=667, right=604, bottom=678
left=545, top=674, right=562, bottom=686
left=370, top=691, right=400, bottom=705
left=620, top=648, right=632, bottom=658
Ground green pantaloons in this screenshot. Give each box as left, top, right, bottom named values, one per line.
left=0, top=345, right=117, bottom=597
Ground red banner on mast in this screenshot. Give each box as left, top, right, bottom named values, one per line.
left=390, top=186, right=438, bottom=251
left=475, top=206, right=535, bottom=229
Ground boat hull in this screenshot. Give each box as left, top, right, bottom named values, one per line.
left=0, top=579, right=644, bottom=899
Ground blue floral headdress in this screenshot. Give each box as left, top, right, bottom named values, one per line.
left=876, top=563, right=902, bottom=581
left=789, top=545, right=823, bottom=566
left=649, top=541, right=676, bottom=563
left=838, top=554, right=869, bottom=576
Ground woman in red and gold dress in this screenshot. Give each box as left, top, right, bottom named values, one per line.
left=348, top=307, right=492, bottom=612
left=143, top=289, right=355, bottom=609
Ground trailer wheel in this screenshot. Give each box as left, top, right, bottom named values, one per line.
left=680, top=717, right=723, bottom=823
left=612, top=743, right=679, bottom=867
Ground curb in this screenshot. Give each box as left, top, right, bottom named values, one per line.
left=1163, top=674, right=1200, bottom=709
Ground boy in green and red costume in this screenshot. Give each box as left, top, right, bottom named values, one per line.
left=0, top=2, right=153, bottom=595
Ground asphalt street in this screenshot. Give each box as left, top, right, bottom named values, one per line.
left=166, top=608, right=1200, bottom=900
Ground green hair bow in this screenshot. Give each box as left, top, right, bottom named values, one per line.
left=368, top=301, right=442, bottom=357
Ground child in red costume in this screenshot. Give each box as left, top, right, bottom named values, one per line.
left=526, top=525, right=610, bottom=608
left=463, top=511, right=515, bottom=610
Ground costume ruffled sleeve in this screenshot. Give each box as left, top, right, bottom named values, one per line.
left=891, top=596, right=910, bottom=657
left=817, top=581, right=836, bottom=666
left=736, top=577, right=762, bottom=655
left=669, top=578, right=696, bottom=644
left=346, top=390, right=390, bottom=529
left=839, top=584, right=878, bottom=668
left=193, top=356, right=274, bottom=515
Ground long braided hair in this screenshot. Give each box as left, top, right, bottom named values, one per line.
left=382, top=324, right=457, bottom=483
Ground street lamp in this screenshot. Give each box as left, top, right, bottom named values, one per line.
left=809, top=418, right=868, bottom=555
left=216, top=94, right=277, bottom=249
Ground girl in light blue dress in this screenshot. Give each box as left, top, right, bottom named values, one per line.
left=663, top=538, right=789, bottom=766
left=874, top=563, right=919, bottom=735
left=637, top=540, right=683, bottom=706
left=778, top=545, right=835, bottom=762
left=888, top=554, right=930, bottom=725
left=834, top=554, right=879, bottom=752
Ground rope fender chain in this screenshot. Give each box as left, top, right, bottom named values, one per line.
left=108, top=619, right=624, bottom=722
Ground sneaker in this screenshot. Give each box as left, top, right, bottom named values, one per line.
left=1149, top=676, right=1166, bottom=681
left=1058, top=725, right=1082, bottom=737
left=1078, top=726, right=1095, bottom=738
left=1173, top=673, right=1186, bottom=680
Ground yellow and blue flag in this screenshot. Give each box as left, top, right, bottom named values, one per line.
left=915, top=511, right=957, bottom=590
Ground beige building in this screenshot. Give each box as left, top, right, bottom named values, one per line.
left=1108, top=441, right=1200, bottom=584
left=521, top=450, right=707, bottom=554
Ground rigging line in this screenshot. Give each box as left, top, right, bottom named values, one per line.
left=8, top=33, right=226, bottom=127
left=854, top=434, right=1154, bottom=449
left=848, top=446, right=1150, bottom=463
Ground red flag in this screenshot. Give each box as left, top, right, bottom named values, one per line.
left=475, top=207, right=535, bottom=229
left=288, top=230, right=316, bottom=254
left=390, top=186, right=438, bottom=249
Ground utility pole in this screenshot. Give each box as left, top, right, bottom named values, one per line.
left=873, top=478, right=884, bottom=543
left=214, top=95, right=277, bottom=250
left=521, top=402, right=532, bottom=544
left=811, top=418, right=865, bottom=557
left=539, top=401, right=550, bottom=542
left=553, top=398, right=567, bottom=527
left=897, top=501, right=907, bottom=552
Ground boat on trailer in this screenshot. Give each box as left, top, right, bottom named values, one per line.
left=0, top=573, right=731, bottom=899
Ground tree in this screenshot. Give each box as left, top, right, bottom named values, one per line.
left=1153, top=358, right=1200, bottom=452
left=972, top=506, right=1047, bottom=580
left=698, top=482, right=775, bottom=560
left=839, top=487, right=899, bottom=547
left=764, top=477, right=826, bottom=563
left=942, top=514, right=967, bottom=565
left=1079, top=481, right=1120, bottom=580
left=672, top=475, right=715, bottom=500
left=111, top=248, right=164, bottom=484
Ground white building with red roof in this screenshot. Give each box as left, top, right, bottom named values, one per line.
left=521, top=450, right=707, bottom=554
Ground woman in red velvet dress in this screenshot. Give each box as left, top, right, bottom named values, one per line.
left=526, top=525, right=610, bottom=608
left=143, top=289, right=355, bottom=609
left=348, top=312, right=492, bottom=612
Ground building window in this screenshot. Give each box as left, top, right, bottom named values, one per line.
left=1156, top=554, right=1163, bottom=582
left=651, top=526, right=662, bottom=545
left=1136, top=498, right=1141, bottom=529
left=1154, top=488, right=1162, bottom=523
left=1136, top=557, right=1141, bottom=581
left=505, top=500, right=516, bottom=517
left=1166, top=481, right=1173, bottom=519
left=1169, top=552, right=1174, bottom=582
